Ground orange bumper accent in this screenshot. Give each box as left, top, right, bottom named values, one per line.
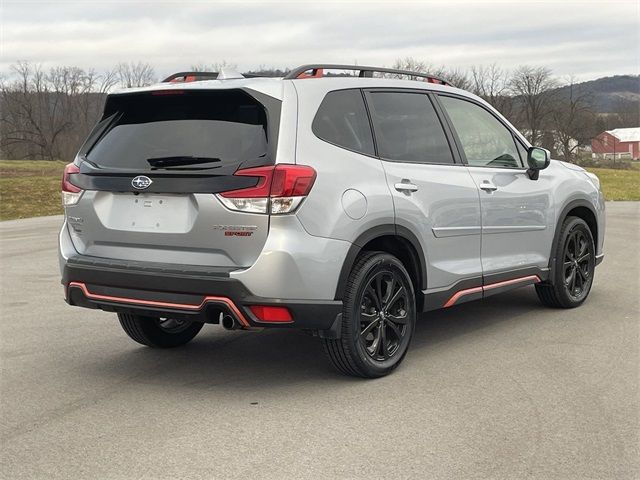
left=67, top=282, right=251, bottom=327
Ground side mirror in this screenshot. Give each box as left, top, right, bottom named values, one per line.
left=526, top=147, right=550, bottom=180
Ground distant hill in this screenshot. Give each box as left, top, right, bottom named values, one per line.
left=553, top=75, right=639, bottom=113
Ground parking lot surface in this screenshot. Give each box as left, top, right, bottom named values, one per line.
left=1, top=202, right=638, bottom=479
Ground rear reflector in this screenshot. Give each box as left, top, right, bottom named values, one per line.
left=216, top=164, right=316, bottom=215
left=248, top=305, right=293, bottom=323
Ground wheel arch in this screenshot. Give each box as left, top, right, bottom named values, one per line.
left=549, top=198, right=598, bottom=280
left=334, top=225, right=427, bottom=306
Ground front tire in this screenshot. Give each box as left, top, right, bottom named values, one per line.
left=536, top=216, right=596, bottom=308
left=118, top=313, right=204, bottom=348
left=322, top=252, right=416, bottom=378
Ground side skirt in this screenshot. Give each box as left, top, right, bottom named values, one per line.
left=423, top=267, right=549, bottom=311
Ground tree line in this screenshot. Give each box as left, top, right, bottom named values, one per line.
left=1, top=59, right=637, bottom=162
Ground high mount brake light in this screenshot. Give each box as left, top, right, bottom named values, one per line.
left=216, top=164, right=316, bottom=215
left=61, top=163, right=83, bottom=206
left=151, top=90, right=185, bottom=95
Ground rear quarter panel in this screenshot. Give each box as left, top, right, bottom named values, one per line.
left=291, top=82, right=395, bottom=242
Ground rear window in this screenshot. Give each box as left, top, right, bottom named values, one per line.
left=312, top=89, right=375, bottom=156
left=87, top=90, right=273, bottom=171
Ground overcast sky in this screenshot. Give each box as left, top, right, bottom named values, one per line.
left=1, top=0, right=638, bottom=81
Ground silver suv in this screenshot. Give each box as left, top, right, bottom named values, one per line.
left=60, top=64, right=605, bottom=378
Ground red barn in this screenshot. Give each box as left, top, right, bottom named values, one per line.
left=592, top=128, right=640, bottom=160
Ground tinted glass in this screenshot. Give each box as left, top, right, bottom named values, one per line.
left=312, top=89, right=375, bottom=155
left=88, top=90, right=271, bottom=171
left=440, top=96, right=521, bottom=168
left=367, top=92, right=453, bottom=164
left=516, top=140, right=528, bottom=165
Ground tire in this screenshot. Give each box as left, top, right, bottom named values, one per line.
left=536, top=216, right=596, bottom=308
left=117, top=313, right=204, bottom=348
left=322, top=251, right=416, bottom=378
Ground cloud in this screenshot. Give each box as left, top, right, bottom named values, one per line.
left=1, top=0, right=638, bottom=80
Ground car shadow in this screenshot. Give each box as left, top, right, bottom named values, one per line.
left=80, top=286, right=550, bottom=391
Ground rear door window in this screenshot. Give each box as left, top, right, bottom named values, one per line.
left=87, top=90, right=272, bottom=171
left=312, top=89, right=375, bottom=156
left=366, top=91, right=454, bottom=164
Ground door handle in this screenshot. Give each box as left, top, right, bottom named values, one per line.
left=479, top=181, right=498, bottom=192
left=394, top=181, right=418, bottom=193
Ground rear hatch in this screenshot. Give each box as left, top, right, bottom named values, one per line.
left=64, top=88, right=280, bottom=268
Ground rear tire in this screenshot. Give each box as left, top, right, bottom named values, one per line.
left=118, top=313, right=203, bottom=348
left=322, top=251, right=416, bottom=378
left=536, top=216, right=595, bottom=308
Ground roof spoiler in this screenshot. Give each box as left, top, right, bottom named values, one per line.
left=284, top=64, right=451, bottom=86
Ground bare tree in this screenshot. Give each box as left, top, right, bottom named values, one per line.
left=244, top=65, right=289, bottom=77
left=0, top=61, right=108, bottom=160
left=389, top=57, right=445, bottom=79
left=611, top=98, right=640, bottom=128
left=550, top=77, right=595, bottom=161
left=98, top=68, right=119, bottom=93
left=509, top=66, right=558, bottom=145
left=190, top=61, right=238, bottom=72
left=470, top=64, right=513, bottom=116
left=443, top=68, right=472, bottom=90
left=116, top=61, right=155, bottom=88
left=0, top=61, right=58, bottom=159
left=392, top=57, right=430, bottom=73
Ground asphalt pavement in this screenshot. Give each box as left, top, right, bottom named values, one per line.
left=0, top=202, right=638, bottom=479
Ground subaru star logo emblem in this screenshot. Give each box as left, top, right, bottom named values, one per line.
left=131, top=176, right=153, bottom=190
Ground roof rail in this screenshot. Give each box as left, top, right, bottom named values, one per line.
left=284, top=64, right=451, bottom=86
left=162, top=71, right=219, bottom=83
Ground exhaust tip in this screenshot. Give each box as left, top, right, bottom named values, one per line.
left=221, top=314, right=238, bottom=330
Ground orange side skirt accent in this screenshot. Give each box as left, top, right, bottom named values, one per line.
left=443, top=275, right=541, bottom=308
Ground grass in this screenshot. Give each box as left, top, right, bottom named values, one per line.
left=586, top=167, right=640, bottom=201
left=0, top=160, right=66, bottom=220
left=0, top=160, right=638, bottom=221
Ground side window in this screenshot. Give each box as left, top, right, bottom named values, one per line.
left=366, top=92, right=454, bottom=164
left=439, top=96, right=522, bottom=168
left=312, top=89, right=375, bottom=155
left=516, top=140, right=529, bottom=166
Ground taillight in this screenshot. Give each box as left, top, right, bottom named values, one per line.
left=61, top=163, right=83, bottom=206
left=216, top=164, right=316, bottom=215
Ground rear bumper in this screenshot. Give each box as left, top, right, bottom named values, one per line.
left=62, top=255, right=342, bottom=330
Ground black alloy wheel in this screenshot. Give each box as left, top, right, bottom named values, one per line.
left=562, top=227, right=594, bottom=301
left=322, top=252, right=416, bottom=378
left=536, top=216, right=596, bottom=308
left=359, top=270, right=410, bottom=361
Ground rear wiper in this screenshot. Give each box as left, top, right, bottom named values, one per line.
left=146, top=156, right=222, bottom=169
